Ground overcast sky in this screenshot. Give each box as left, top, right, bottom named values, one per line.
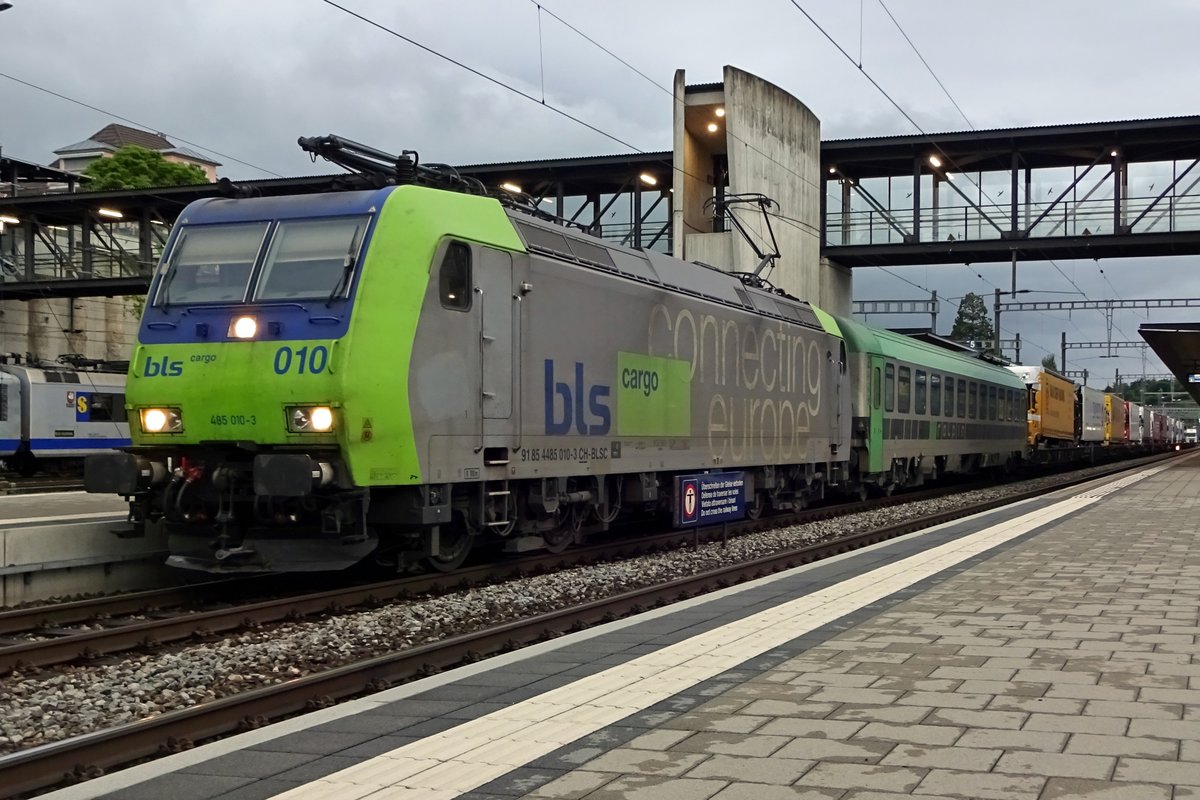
left=3, top=0, right=1199, bottom=393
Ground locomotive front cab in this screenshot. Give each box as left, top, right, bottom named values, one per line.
left=85, top=190, right=388, bottom=571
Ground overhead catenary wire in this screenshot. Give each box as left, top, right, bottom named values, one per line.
left=316, top=0, right=822, bottom=238
left=0, top=70, right=284, bottom=179
left=873, top=1, right=1140, bottom=345
left=528, top=0, right=827, bottom=200
left=785, top=0, right=1140, bottom=363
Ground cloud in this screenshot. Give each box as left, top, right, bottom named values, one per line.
left=0, top=0, right=1196, bottom=383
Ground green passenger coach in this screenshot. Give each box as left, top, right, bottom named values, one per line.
left=837, top=316, right=1026, bottom=494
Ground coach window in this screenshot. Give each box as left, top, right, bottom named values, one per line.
left=957, top=379, right=966, bottom=418
left=884, top=363, right=895, bottom=412
left=988, top=385, right=998, bottom=420
left=968, top=381, right=977, bottom=419
left=930, top=373, right=942, bottom=416
left=439, top=242, right=472, bottom=311
left=898, top=366, right=911, bottom=414
left=915, top=370, right=927, bottom=415
left=872, top=366, right=882, bottom=409
left=944, top=376, right=954, bottom=416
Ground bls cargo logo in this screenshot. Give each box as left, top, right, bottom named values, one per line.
left=544, top=360, right=611, bottom=435
left=143, top=355, right=183, bottom=377
left=615, top=352, right=691, bottom=438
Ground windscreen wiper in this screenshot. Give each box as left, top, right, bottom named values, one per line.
left=326, top=225, right=364, bottom=307
left=157, top=267, right=178, bottom=311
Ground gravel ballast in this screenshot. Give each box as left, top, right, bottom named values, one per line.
left=0, top=464, right=1147, bottom=752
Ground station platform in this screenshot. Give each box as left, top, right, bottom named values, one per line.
left=0, top=491, right=127, bottom=523
left=45, top=455, right=1200, bottom=800
left=0, top=491, right=171, bottom=606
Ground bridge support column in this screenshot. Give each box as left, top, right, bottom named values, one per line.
left=673, top=66, right=846, bottom=314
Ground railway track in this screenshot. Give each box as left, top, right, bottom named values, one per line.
left=0, top=480, right=952, bottom=675
left=0, top=476, right=84, bottom=496
left=0, top=451, right=1179, bottom=798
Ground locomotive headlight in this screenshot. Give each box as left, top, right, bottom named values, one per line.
left=229, top=315, right=258, bottom=339
left=310, top=406, right=334, bottom=432
left=140, top=407, right=183, bottom=434
left=287, top=405, right=335, bottom=433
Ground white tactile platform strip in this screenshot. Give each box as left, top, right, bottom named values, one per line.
left=269, top=465, right=1169, bottom=800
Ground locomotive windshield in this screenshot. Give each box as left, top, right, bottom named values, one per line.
left=156, top=216, right=369, bottom=306
left=254, top=217, right=367, bottom=301
left=157, top=222, right=269, bottom=305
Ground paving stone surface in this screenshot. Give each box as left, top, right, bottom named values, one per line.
left=521, top=462, right=1200, bottom=798
left=71, top=460, right=1200, bottom=800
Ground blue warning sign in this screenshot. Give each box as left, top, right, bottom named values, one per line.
left=674, top=471, right=747, bottom=527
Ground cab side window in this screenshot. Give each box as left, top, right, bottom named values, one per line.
left=884, top=363, right=895, bottom=412
left=88, top=392, right=128, bottom=423
left=439, top=242, right=472, bottom=311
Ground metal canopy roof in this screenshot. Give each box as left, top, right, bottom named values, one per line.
left=0, top=175, right=358, bottom=225
left=0, top=150, right=674, bottom=225
left=1139, top=322, right=1200, bottom=404
left=822, top=115, right=1200, bottom=178
left=0, top=156, right=84, bottom=190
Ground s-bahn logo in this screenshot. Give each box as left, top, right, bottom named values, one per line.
left=544, top=360, right=611, bottom=435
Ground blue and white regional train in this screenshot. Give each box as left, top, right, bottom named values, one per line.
left=0, top=358, right=131, bottom=476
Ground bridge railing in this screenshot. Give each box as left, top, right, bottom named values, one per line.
left=826, top=193, right=1200, bottom=247
left=0, top=224, right=162, bottom=284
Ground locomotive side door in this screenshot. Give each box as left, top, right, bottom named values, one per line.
left=477, top=247, right=514, bottom=427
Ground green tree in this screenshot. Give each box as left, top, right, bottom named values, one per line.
left=83, top=145, right=208, bottom=190
left=950, top=292, right=995, bottom=349
left=84, top=146, right=206, bottom=319
left=1041, top=354, right=1058, bottom=371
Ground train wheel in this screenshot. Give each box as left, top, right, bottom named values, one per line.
left=426, top=518, right=473, bottom=572
left=746, top=491, right=766, bottom=520
left=543, top=525, right=574, bottom=554
left=9, top=451, right=37, bottom=478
